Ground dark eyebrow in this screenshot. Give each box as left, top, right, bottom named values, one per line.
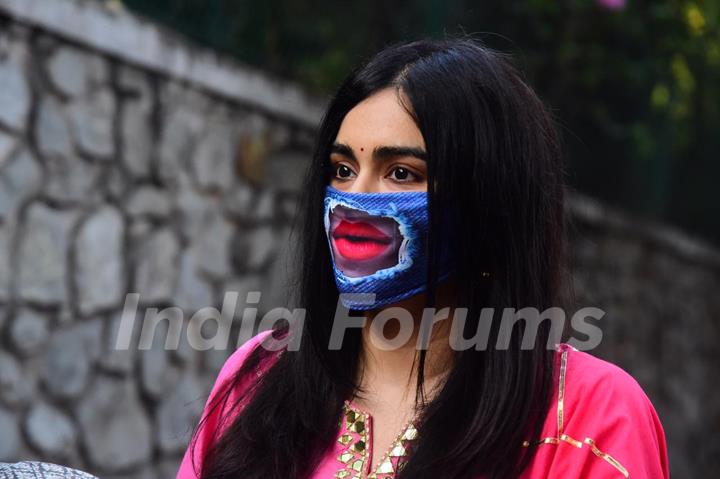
left=331, top=142, right=427, bottom=162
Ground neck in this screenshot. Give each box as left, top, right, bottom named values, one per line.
left=356, top=279, right=457, bottom=405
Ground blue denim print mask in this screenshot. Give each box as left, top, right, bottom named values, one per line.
left=323, top=185, right=453, bottom=310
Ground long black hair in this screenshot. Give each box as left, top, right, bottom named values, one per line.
left=194, top=36, right=569, bottom=479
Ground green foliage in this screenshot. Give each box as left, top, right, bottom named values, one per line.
left=121, top=0, right=720, bottom=244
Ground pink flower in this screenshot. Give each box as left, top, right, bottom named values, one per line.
left=596, top=0, right=626, bottom=11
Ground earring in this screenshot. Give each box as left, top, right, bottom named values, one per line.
left=481, top=271, right=491, bottom=278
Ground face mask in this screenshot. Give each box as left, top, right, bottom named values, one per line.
left=323, top=185, right=453, bottom=310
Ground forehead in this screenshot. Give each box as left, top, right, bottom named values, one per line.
left=335, top=88, right=425, bottom=150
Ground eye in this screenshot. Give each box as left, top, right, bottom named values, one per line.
left=388, top=166, right=417, bottom=182
left=335, top=164, right=355, bottom=180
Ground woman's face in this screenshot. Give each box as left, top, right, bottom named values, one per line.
left=327, top=88, right=428, bottom=277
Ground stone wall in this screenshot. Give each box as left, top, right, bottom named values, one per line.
left=568, top=197, right=720, bottom=478
left=0, top=0, right=718, bottom=478
left=0, top=0, right=319, bottom=477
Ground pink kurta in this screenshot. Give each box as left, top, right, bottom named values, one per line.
left=177, top=331, right=669, bottom=478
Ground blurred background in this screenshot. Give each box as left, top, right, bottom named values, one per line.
left=127, top=0, right=720, bottom=243
left=0, top=0, right=718, bottom=477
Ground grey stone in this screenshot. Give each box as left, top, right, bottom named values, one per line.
left=235, top=111, right=269, bottom=140
left=77, top=376, right=152, bottom=472
left=157, top=458, right=184, bottom=479
left=264, top=149, right=310, bottom=192
left=121, top=100, right=153, bottom=178
left=18, top=203, right=78, bottom=305
left=0, top=227, right=11, bottom=302
left=0, top=408, right=20, bottom=460
left=176, top=180, right=217, bottom=239
left=36, top=95, right=73, bottom=159
left=268, top=121, right=292, bottom=150
left=156, top=374, right=206, bottom=454
left=45, top=154, right=101, bottom=204
left=128, top=218, right=152, bottom=239
left=67, top=317, right=104, bottom=363
left=105, top=164, right=128, bottom=200
left=99, top=311, right=138, bottom=375
left=0, top=55, right=30, bottom=130
left=170, top=327, right=195, bottom=365
left=9, top=308, right=51, bottom=357
left=140, top=320, right=179, bottom=400
left=190, top=214, right=234, bottom=278
left=225, top=275, right=264, bottom=306
left=158, top=107, right=203, bottom=185
left=160, top=82, right=209, bottom=116
left=126, top=186, right=172, bottom=219
left=236, top=225, right=277, bottom=272
left=0, top=130, right=16, bottom=163
left=133, top=228, right=179, bottom=303
left=25, top=401, right=77, bottom=458
left=46, top=46, right=108, bottom=98
left=43, top=323, right=100, bottom=400
left=260, top=227, right=294, bottom=311
left=176, top=182, right=234, bottom=278
left=192, top=124, right=236, bottom=192
left=0, top=147, right=43, bottom=220
left=222, top=181, right=254, bottom=217
left=280, top=195, right=299, bottom=220
left=117, top=66, right=152, bottom=104
left=0, top=350, right=34, bottom=406
left=106, top=466, right=156, bottom=479
left=294, top=127, right=317, bottom=149
left=68, top=89, right=116, bottom=159
left=203, top=347, right=232, bottom=376
left=175, top=251, right=214, bottom=312
left=223, top=184, right=275, bottom=221
left=75, top=206, right=125, bottom=315
left=57, top=307, right=75, bottom=325
left=254, top=190, right=276, bottom=219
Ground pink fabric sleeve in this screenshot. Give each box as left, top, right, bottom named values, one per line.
left=176, top=330, right=275, bottom=479
left=543, top=350, right=670, bottom=478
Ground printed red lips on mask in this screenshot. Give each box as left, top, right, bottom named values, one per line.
left=332, top=220, right=392, bottom=261
left=329, top=206, right=402, bottom=277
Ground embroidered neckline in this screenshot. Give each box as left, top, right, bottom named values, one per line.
left=335, top=344, right=630, bottom=478
left=334, top=401, right=418, bottom=478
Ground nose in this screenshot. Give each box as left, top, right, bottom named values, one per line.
left=345, top=170, right=383, bottom=194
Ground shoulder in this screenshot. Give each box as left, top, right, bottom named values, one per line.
left=559, top=344, right=669, bottom=451
left=202, top=329, right=281, bottom=427
left=524, top=344, right=670, bottom=478
left=176, top=329, right=278, bottom=478
left=214, top=329, right=277, bottom=386
left=561, top=344, right=653, bottom=413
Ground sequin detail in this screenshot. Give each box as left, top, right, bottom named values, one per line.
left=334, top=401, right=417, bottom=479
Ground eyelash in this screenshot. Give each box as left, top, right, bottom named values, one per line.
left=330, top=162, right=423, bottom=183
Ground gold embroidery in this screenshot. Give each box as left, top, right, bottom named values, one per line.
left=558, top=349, right=568, bottom=435
left=560, top=433, right=583, bottom=448
left=335, top=402, right=417, bottom=479
left=521, top=345, right=630, bottom=478
left=336, top=345, right=631, bottom=478
left=335, top=404, right=370, bottom=478
left=526, top=436, right=560, bottom=446
left=584, top=437, right=630, bottom=478
left=367, top=419, right=416, bottom=479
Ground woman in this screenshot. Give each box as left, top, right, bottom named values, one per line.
left=178, top=37, right=669, bottom=478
